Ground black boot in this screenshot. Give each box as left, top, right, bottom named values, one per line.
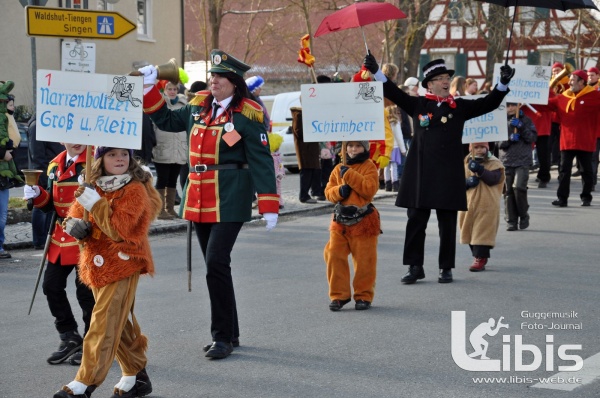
left=504, top=194, right=518, bottom=231
left=438, top=269, right=453, bottom=283
left=385, top=180, right=392, bottom=192
left=110, top=368, right=153, bottom=398
left=392, top=181, right=399, bottom=192
left=48, top=330, right=83, bottom=365
left=515, top=188, right=530, bottom=230
left=401, top=265, right=425, bottom=284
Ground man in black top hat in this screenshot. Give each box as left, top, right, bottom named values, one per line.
left=364, top=54, right=514, bottom=283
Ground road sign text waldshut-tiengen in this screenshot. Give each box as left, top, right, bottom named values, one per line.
left=26, top=6, right=135, bottom=40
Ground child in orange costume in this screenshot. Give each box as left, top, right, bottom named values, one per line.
left=324, top=141, right=380, bottom=311
left=53, top=147, right=161, bottom=398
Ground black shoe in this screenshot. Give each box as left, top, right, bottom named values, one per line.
left=53, top=385, right=96, bottom=398
left=203, top=338, right=239, bottom=352
left=438, top=269, right=453, bottom=283
left=300, top=198, right=317, bottom=204
left=329, top=298, right=351, bottom=311
left=519, top=216, right=530, bottom=230
left=48, top=331, right=83, bottom=364
left=315, top=196, right=326, bottom=201
left=572, top=170, right=581, bottom=177
left=68, top=350, right=82, bottom=366
left=355, top=300, right=371, bottom=310
left=205, top=341, right=233, bottom=359
left=581, top=200, right=591, bottom=207
left=552, top=199, right=568, bottom=207
left=0, top=250, right=11, bottom=259
left=506, top=224, right=517, bottom=231
left=110, top=368, right=153, bottom=398
left=401, top=265, right=425, bottom=284
left=537, top=181, right=547, bottom=188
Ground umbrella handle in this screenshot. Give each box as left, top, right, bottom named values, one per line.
left=361, top=27, right=369, bottom=54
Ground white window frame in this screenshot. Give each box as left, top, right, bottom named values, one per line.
left=137, top=0, right=154, bottom=42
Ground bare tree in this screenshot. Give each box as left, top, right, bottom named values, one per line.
left=466, top=2, right=509, bottom=81
left=393, top=0, right=437, bottom=82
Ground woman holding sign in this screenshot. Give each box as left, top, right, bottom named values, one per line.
left=139, top=50, right=279, bottom=360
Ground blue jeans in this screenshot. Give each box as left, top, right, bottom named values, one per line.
left=0, top=189, right=9, bottom=250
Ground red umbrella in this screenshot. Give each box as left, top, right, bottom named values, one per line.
left=314, top=2, right=407, bottom=52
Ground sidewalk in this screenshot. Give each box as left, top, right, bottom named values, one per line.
left=3, top=174, right=397, bottom=250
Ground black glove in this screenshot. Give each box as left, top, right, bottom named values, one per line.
left=363, top=51, right=379, bottom=75
left=500, top=65, right=515, bottom=85
left=63, top=217, right=92, bottom=240
left=466, top=176, right=480, bottom=189
left=339, top=184, right=351, bottom=199
left=340, top=165, right=349, bottom=178
left=468, top=159, right=485, bottom=174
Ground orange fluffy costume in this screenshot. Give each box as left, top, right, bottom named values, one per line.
left=323, top=143, right=380, bottom=304
left=62, top=151, right=162, bottom=394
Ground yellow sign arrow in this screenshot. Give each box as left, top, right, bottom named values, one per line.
left=26, top=6, right=136, bottom=40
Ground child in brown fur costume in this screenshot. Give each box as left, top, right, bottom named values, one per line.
left=54, top=147, right=161, bottom=398
left=324, top=141, right=380, bottom=311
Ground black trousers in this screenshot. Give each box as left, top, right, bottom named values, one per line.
left=557, top=150, right=593, bottom=203
left=154, top=162, right=182, bottom=189
left=320, top=159, right=334, bottom=193
left=550, top=122, right=561, bottom=166
left=403, top=208, right=458, bottom=269
left=536, top=135, right=552, bottom=183
left=42, top=259, right=94, bottom=335
left=194, top=222, right=243, bottom=343
left=299, top=168, right=322, bottom=201
left=470, top=244, right=492, bottom=259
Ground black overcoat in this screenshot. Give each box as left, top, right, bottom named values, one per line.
left=382, top=82, right=508, bottom=211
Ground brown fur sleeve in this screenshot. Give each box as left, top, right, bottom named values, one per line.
left=90, top=199, right=122, bottom=241
left=106, top=182, right=154, bottom=243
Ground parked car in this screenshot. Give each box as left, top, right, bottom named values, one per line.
left=14, top=122, right=29, bottom=178
left=273, top=127, right=298, bottom=173
left=269, top=91, right=300, bottom=132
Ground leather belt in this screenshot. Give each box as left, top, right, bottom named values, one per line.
left=190, top=163, right=249, bottom=173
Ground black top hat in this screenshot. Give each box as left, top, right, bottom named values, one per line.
left=421, top=59, right=455, bottom=88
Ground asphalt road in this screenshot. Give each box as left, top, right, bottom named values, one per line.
left=1, top=179, right=599, bottom=397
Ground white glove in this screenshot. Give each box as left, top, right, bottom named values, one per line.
left=78, top=174, right=85, bottom=185
left=264, top=213, right=278, bottom=231
left=23, top=185, right=41, bottom=200
left=76, top=186, right=102, bottom=212
left=64, top=217, right=92, bottom=240
left=138, top=65, right=158, bottom=86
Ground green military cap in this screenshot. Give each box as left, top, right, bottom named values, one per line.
left=208, top=49, right=251, bottom=77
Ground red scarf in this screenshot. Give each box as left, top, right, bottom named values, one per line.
left=425, top=93, right=457, bottom=109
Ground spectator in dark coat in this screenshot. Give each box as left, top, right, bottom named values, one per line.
left=291, top=107, right=323, bottom=203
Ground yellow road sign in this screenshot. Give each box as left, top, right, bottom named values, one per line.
left=26, top=6, right=135, bottom=40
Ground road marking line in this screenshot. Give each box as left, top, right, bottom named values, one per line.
left=531, top=352, right=600, bottom=391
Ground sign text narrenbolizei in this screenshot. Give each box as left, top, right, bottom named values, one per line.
left=36, top=69, right=143, bottom=149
